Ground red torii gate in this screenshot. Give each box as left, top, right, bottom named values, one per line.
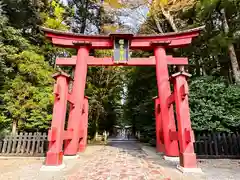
left=41, top=26, right=204, bottom=172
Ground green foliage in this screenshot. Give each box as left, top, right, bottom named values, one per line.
left=189, top=76, right=240, bottom=133
left=67, top=0, right=102, bottom=33
left=1, top=0, right=46, bottom=30
left=104, top=0, right=125, bottom=9
left=86, top=65, right=125, bottom=137
left=42, top=0, right=69, bottom=30
left=124, top=51, right=157, bottom=137
left=0, top=4, right=54, bottom=133
left=2, top=75, right=53, bottom=131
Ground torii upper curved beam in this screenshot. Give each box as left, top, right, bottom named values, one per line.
left=40, top=26, right=205, bottom=50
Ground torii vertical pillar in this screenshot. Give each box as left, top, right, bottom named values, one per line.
left=43, top=72, right=71, bottom=169
left=78, top=97, right=89, bottom=152
left=171, top=71, right=202, bottom=173
left=153, top=42, right=179, bottom=158
left=153, top=96, right=164, bottom=153
left=64, top=43, right=90, bottom=156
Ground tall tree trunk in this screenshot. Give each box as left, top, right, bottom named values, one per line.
left=80, top=0, right=90, bottom=33
left=195, top=58, right=201, bottom=76
left=153, top=13, right=164, bottom=34
left=12, top=120, right=17, bottom=134
left=220, top=8, right=240, bottom=85
left=160, top=5, right=178, bottom=32
left=228, top=65, right=233, bottom=84
left=94, top=110, right=100, bottom=141
left=198, top=58, right=206, bottom=76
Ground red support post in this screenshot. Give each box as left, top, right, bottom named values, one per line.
left=171, top=71, right=198, bottom=169
left=153, top=43, right=179, bottom=157
left=78, top=97, right=89, bottom=152
left=45, top=72, right=71, bottom=166
left=153, top=97, right=165, bottom=153
left=64, top=45, right=89, bottom=156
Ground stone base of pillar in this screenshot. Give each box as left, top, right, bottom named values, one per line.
left=179, top=152, right=197, bottom=168
left=63, top=155, right=79, bottom=160
left=45, top=151, right=63, bottom=166
left=163, top=156, right=179, bottom=162
left=176, top=165, right=203, bottom=173
left=40, top=163, right=65, bottom=171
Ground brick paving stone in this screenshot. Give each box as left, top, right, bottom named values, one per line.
left=63, top=141, right=170, bottom=180
left=0, top=140, right=175, bottom=180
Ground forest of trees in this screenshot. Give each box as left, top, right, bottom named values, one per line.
left=0, top=0, right=239, bottom=142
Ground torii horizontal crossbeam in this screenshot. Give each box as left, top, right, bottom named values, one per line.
left=41, top=26, right=205, bottom=50
left=56, top=56, right=188, bottom=66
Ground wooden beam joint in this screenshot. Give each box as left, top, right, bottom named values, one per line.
left=167, top=93, right=175, bottom=107
left=160, top=130, right=164, bottom=144
left=48, top=127, right=57, bottom=141
left=185, top=128, right=195, bottom=143
left=68, top=93, right=75, bottom=107
left=169, top=130, right=178, bottom=141
left=53, top=84, right=60, bottom=100
left=180, top=83, right=189, bottom=100
left=64, top=129, right=74, bottom=140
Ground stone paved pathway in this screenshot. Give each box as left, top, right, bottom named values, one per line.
left=0, top=139, right=240, bottom=180
left=0, top=140, right=171, bottom=180
left=0, top=139, right=225, bottom=180
left=0, top=140, right=238, bottom=180
left=65, top=141, right=169, bottom=180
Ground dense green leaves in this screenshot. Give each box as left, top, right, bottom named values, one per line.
left=0, top=3, right=54, bottom=133
left=42, top=0, right=69, bottom=30
left=66, top=0, right=102, bottom=34
left=189, top=76, right=240, bottom=133
left=86, top=65, right=125, bottom=137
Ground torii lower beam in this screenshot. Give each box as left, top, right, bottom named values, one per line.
left=56, top=56, right=188, bottom=66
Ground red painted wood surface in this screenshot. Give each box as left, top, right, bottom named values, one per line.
left=172, top=72, right=197, bottom=168
left=46, top=73, right=70, bottom=166
left=42, top=26, right=203, bottom=49
left=51, top=38, right=193, bottom=49
left=167, top=94, right=175, bottom=106
left=78, top=97, right=89, bottom=152
left=64, top=47, right=89, bottom=156
left=56, top=56, right=188, bottom=66
left=154, top=97, right=165, bottom=153
left=64, top=129, right=74, bottom=140
left=155, top=46, right=179, bottom=157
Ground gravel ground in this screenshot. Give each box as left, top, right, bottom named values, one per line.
left=141, top=145, right=240, bottom=180
left=198, top=159, right=240, bottom=180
